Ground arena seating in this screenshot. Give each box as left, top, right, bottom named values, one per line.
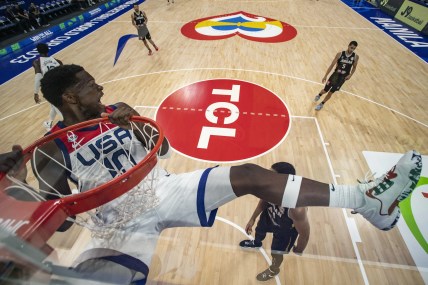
left=0, top=0, right=97, bottom=43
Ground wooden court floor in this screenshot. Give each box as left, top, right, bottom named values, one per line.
left=0, top=0, right=427, bottom=284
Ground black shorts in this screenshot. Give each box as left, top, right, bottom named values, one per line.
left=256, top=213, right=299, bottom=254
left=324, top=72, right=346, bottom=93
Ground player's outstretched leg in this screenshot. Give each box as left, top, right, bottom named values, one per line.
left=230, top=150, right=422, bottom=231
left=354, top=150, right=422, bottom=230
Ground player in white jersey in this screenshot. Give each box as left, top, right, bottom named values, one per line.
left=32, top=43, right=63, bottom=130
left=35, top=64, right=421, bottom=284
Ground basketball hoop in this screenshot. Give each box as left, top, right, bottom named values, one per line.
left=0, top=116, right=164, bottom=246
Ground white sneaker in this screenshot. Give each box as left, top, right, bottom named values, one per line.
left=315, top=103, right=323, bottom=111
left=355, top=150, right=422, bottom=230
left=43, top=120, right=53, bottom=131
left=314, top=95, right=321, bottom=102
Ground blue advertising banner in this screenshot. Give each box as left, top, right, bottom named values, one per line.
left=340, top=0, right=428, bottom=63
left=0, top=0, right=143, bottom=85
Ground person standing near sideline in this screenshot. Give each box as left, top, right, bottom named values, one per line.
left=239, top=162, right=310, bottom=281
left=314, top=41, right=359, bottom=111
left=131, top=4, right=159, bottom=56
left=32, top=43, right=63, bottom=130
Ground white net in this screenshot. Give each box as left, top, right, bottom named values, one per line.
left=3, top=119, right=164, bottom=241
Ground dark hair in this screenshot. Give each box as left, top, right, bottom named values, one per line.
left=41, top=64, right=84, bottom=107
left=36, top=43, right=49, bottom=54
left=271, top=162, right=296, bottom=175
left=349, top=41, right=358, bottom=47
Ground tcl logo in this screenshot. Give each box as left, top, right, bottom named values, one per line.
left=156, top=79, right=291, bottom=162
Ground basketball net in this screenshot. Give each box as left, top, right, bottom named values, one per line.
left=3, top=119, right=164, bottom=241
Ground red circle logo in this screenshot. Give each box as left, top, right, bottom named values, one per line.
left=156, top=79, right=291, bottom=162
left=181, top=11, right=297, bottom=43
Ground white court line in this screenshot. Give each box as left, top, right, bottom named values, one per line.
left=190, top=239, right=424, bottom=271
left=136, top=106, right=421, bottom=281
left=101, top=67, right=428, bottom=128
left=215, top=216, right=282, bottom=285
left=312, top=116, right=370, bottom=285
left=340, top=90, right=428, bottom=128
left=134, top=106, right=370, bottom=284
left=0, top=102, right=46, bottom=122
left=112, top=20, right=380, bottom=30
left=351, top=7, right=379, bottom=9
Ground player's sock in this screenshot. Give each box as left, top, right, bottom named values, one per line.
left=329, top=184, right=364, bottom=208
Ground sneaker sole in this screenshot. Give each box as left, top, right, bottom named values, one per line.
left=239, top=246, right=261, bottom=251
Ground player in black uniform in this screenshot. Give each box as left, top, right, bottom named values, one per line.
left=314, top=41, right=359, bottom=111
left=131, top=4, right=159, bottom=56
left=239, top=162, right=310, bottom=281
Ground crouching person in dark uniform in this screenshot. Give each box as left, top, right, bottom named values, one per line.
left=239, top=162, right=310, bottom=281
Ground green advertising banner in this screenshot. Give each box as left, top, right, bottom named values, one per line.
left=395, top=0, right=428, bottom=32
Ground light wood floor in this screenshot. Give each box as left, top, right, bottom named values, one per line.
left=1, top=0, right=427, bottom=284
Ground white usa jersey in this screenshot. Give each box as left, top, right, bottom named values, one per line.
left=39, top=56, right=60, bottom=75
left=48, top=106, right=164, bottom=221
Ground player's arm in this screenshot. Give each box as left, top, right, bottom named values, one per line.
left=323, top=52, right=341, bottom=83
left=0, top=145, right=23, bottom=174
left=131, top=14, right=137, bottom=27
left=245, top=199, right=268, bottom=235
left=33, top=60, right=42, bottom=103
left=346, top=54, right=359, bottom=80
left=143, top=11, right=148, bottom=24
left=32, top=142, right=72, bottom=199
left=289, top=207, right=310, bottom=255
left=104, top=103, right=171, bottom=157
left=32, top=142, right=75, bottom=231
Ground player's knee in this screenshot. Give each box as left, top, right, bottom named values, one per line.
left=230, top=164, right=271, bottom=196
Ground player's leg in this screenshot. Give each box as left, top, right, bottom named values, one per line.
left=239, top=217, right=268, bottom=248
left=315, top=73, right=335, bottom=102
left=148, top=39, right=158, bottom=51
left=43, top=104, right=58, bottom=130
left=142, top=39, right=152, bottom=55
left=230, top=150, right=422, bottom=230
left=256, top=230, right=289, bottom=281
left=314, top=87, right=328, bottom=102
left=253, top=221, right=268, bottom=246
left=316, top=75, right=346, bottom=110
left=53, top=105, right=63, bottom=121
left=72, top=252, right=147, bottom=284
left=321, top=90, right=334, bottom=103
left=315, top=90, right=334, bottom=110
left=256, top=253, right=283, bottom=281
left=146, top=33, right=158, bottom=51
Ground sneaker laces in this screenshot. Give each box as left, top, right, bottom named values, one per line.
left=357, top=170, right=377, bottom=184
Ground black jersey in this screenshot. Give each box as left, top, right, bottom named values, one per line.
left=133, top=11, right=146, bottom=25
left=260, top=203, right=297, bottom=234
left=335, top=51, right=356, bottom=76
